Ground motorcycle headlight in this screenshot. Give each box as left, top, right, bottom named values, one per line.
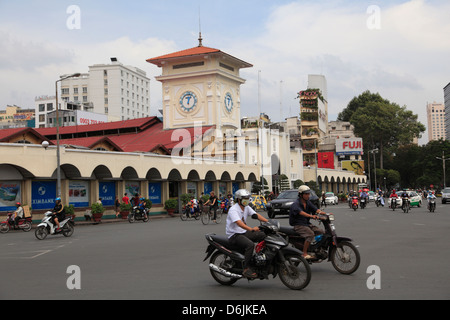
left=328, top=214, right=335, bottom=221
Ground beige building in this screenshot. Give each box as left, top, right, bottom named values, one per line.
left=427, top=102, right=446, bottom=141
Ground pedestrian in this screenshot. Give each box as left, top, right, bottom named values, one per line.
left=122, top=193, right=130, bottom=204
left=204, top=191, right=218, bottom=223
left=115, top=196, right=120, bottom=218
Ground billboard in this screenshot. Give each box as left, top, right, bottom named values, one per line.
left=341, top=160, right=365, bottom=175
left=336, top=138, right=363, bottom=156
left=76, top=110, right=107, bottom=126
left=318, top=152, right=335, bottom=169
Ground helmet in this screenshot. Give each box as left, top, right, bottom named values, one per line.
left=15, top=202, right=21, bottom=207
left=298, top=185, right=311, bottom=194
left=234, top=189, right=251, bottom=199
left=55, top=197, right=61, bottom=201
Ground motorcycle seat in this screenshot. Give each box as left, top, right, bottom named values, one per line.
left=279, top=226, right=298, bottom=237
left=209, top=234, right=246, bottom=252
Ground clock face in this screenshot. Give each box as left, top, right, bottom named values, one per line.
left=179, top=91, right=197, bottom=112
left=224, top=92, right=234, bottom=112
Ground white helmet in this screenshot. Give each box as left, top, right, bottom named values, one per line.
left=235, top=189, right=251, bottom=199
left=298, top=185, right=311, bottom=194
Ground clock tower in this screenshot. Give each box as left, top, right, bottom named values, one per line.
left=146, top=37, right=253, bottom=132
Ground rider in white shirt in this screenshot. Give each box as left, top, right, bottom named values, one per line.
left=226, top=189, right=268, bottom=279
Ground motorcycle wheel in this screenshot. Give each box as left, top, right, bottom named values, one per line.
left=35, top=226, right=48, bottom=240
left=0, top=222, right=9, bottom=234
left=143, top=216, right=149, bottom=223
left=62, top=224, right=74, bottom=237
left=278, top=253, right=311, bottom=290
left=209, top=251, right=238, bottom=286
left=330, top=241, right=360, bottom=275
left=128, top=214, right=135, bottom=223
left=180, top=211, right=188, bottom=221
left=22, top=221, right=32, bottom=232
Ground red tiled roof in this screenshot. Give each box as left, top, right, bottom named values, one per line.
left=146, top=46, right=220, bottom=63
left=50, top=136, right=123, bottom=151
left=0, top=127, right=52, bottom=144
left=146, top=45, right=253, bottom=68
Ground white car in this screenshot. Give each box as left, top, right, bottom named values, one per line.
left=442, top=188, right=450, bottom=204
left=388, top=190, right=422, bottom=207
left=324, top=192, right=338, bottom=205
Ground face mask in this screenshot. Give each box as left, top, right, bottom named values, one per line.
left=241, top=199, right=250, bottom=206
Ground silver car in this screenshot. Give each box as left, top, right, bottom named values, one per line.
left=442, top=188, right=450, bottom=204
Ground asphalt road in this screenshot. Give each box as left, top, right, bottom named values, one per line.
left=1, top=201, right=449, bottom=300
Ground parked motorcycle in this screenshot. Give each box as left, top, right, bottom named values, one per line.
left=128, top=206, right=149, bottom=223
left=351, top=196, right=359, bottom=211
left=35, top=211, right=74, bottom=240
left=428, top=198, right=436, bottom=213
left=203, top=219, right=311, bottom=290
left=0, top=212, right=32, bottom=234
left=279, top=213, right=360, bottom=275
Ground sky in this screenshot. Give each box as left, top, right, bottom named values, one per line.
left=1, top=0, right=449, bottom=144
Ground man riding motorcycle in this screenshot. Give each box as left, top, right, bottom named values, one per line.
left=13, top=202, right=24, bottom=228
left=53, top=197, right=66, bottom=232
left=289, top=185, right=326, bottom=259
left=226, top=189, right=268, bottom=279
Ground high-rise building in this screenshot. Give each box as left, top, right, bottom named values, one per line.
left=59, top=58, right=151, bottom=122
left=427, top=102, right=446, bottom=141
left=444, top=82, right=450, bottom=141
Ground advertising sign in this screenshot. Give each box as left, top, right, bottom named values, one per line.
left=69, top=180, right=89, bottom=207
left=0, top=181, right=21, bottom=211
left=99, top=181, right=115, bottom=206
left=31, top=181, right=56, bottom=210
left=341, top=160, right=365, bottom=175
left=336, top=138, right=364, bottom=156
left=148, top=182, right=162, bottom=204
left=318, top=152, right=335, bottom=169
left=125, top=181, right=140, bottom=198
left=76, top=110, right=107, bottom=126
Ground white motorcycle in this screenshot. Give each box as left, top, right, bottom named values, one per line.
left=35, top=211, right=74, bottom=240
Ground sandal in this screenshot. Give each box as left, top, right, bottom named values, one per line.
left=242, top=268, right=257, bottom=279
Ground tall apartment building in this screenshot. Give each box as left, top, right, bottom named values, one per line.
left=427, top=102, right=446, bottom=141
left=59, top=58, right=151, bottom=122
left=444, top=83, right=450, bottom=141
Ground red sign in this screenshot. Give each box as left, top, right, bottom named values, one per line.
left=318, top=152, right=335, bottom=169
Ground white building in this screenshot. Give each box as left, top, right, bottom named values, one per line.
left=427, top=102, right=446, bottom=141
left=60, top=58, right=151, bottom=122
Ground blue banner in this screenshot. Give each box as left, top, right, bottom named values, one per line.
left=31, top=181, right=56, bottom=210
left=99, top=182, right=115, bottom=206
left=148, top=182, right=162, bottom=204
left=204, top=182, right=213, bottom=195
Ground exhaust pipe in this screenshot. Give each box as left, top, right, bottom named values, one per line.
left=209, top=263, right=243, bottom=279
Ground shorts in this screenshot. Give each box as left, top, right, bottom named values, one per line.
left=293, top=225, right=323, bottom=243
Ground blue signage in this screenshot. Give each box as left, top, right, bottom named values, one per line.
left=99, top=182, right=115, bottom=206
left=148, top=182, right=162, bottom=204
left=32, top=181, right=56, bottom=210
left=204, top=182, right=213, bottom=195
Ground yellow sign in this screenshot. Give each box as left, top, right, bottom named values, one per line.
left=341, top=160, right=365, bottom=175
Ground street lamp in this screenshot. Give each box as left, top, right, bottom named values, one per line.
left=368, top=148, right=379, bottom=190
left=55, top=73, right=81, bottom=197
left=436, top=151, right=450, bottom=188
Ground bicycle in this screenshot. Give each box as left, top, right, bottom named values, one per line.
left=201, top=205, right=222, bottom=225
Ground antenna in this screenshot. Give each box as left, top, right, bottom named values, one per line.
left=198, top=6, right=203, bottom=47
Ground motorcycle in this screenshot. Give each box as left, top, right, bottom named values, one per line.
left=128, top=206, right=149, bottom=223
left=279, top=213, right=360, bottom=275
left=360, top=197, right=366, bottom=209
left=35, top=211, right=74, bottom=240
left=390, top=197, right=399, bottom=211
left=375, top=195, right=384, bottom=207
left=0, top=212, right=32, bottom=234
left=203, top=219, right=311, bottom=290
left=401, top=197, right=410, bottom=213
left=180, top=202, right=201, bottom=221
left=427, top=198, right=436, bottom=213
left=351, top=196, right=359, bottom=211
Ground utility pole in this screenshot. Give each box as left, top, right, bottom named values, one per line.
left=436, top=151, right=450, bottom=188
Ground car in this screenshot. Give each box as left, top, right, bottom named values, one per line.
left=388, top=190, right=422, bottom=207
left=266, top=189, right=319, bottom=218
left=442, top=188, right=450, bottom=204
left=368, top=191, right=375, bottom=202
left=324, top=192, right=338, bottom=205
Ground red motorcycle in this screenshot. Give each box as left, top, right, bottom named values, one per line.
left=351, top=196, right=359, bottom=211
left=0, top=212, right=33, bottom=233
